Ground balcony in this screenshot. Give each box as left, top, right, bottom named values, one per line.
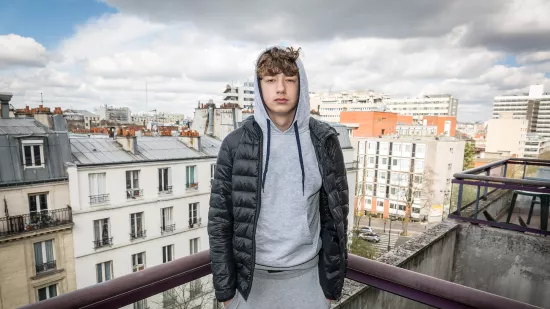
left=93, top=237, right=113, bottom=249
left=126, top=188, right=143, bottom=199
left=161, top=224, right=176, bottom=234
left=89, top=194, right=110, bottom=205
left=130, top=230, right=147, bottom=241
left=188, top=217, right=202, bottom=229
left=0, top=208, right=72, bottom=238
left=35, top=260, right=57, bottom=274
left=345, top=160, right=359, bottom=170
left=158, top=186, right=173, bottom=195
left=185, top=182, right=199, bottom=191
left=21, top=250, right=539, bottom=309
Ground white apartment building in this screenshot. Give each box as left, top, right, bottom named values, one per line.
left=132, top=112, right=187, bottom=126
left=98, top=105, right=132, bottom=124
left=524, top=134, right=550, bottom=158
left=222, top=82, right=255, bottom=110
left=486, top=114, right=528, bottom=158
left=493, top=84, right=550, bottom=136
left=353, top=136, right=465, bottom=223
left=311, top=91, right=458, bottom=122
left=67, top=133, right=221, bottom=309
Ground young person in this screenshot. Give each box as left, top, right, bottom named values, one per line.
left=208, top=46, right=349, bottom=309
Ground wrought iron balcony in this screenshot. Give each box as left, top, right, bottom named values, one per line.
left=161, top=224, right=176, bottom=234
left=35, top=260, right=57, bottom=274
left=158, top=186, right=173, bottom=194
left=126, top=188, right=143, bottom=199
left=0, top=208, right=72, bottom=237
left=130, top=230, right=146, bottom=240
left=89, top=194, right=110, bottom=205
left=93, top=237, right=113, bottom=249
left=185, top=182, right=199, bottom=190
left=19, top=251, right=538, bottom=309
left=188, top=217, right=202, bottom=228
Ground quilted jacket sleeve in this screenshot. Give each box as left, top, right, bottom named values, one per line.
left=333, top=135, right=350, bottom=259
left=207, top=136, right=236, bottom=302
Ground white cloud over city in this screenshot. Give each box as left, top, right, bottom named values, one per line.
left=1, top=0, right=550, bottom=121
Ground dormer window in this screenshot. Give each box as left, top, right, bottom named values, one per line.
left=22, top=140, right=45, bottom=168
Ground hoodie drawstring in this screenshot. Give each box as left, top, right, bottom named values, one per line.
left=262, top=118, right=271, bottom=190
left=261, top=120, right=306, bottom=195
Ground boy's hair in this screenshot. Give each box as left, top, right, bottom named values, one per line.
left=256, top=47, right=301, bottom=78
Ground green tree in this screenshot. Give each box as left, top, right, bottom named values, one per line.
left=350, top=236, right=378, bottom=259
left=463, top=141, right=475, bottom=170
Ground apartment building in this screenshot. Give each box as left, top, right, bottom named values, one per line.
left=67, top=131, right=220, bottom=309
left=353, top=136, right=465, bottom=223
left=222, top=82, right=255, bottom=110
left=131, top=112, right=186, bottom=126
left=0, top=94, right=76, bottom=308
left=98, top=105, right=132, bottom=124
left=492, top=84, right=550, bottom=136
left=524, top=134, right=550, bottom=158
left=312, top=90, right=458, bottom=122
left=486, top=113, right=528, bottom=158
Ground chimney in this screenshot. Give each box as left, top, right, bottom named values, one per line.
left=0, top=92, right=13, bottom=119
left=207, top=100, right=215, bottom=136
left=178, top=130, right=201, bottom=152
left=115, top=128, right=138, bottom=154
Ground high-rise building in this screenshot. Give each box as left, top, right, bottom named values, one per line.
left=98, top=105, right=132, bottom=123
left=353, top=135, right=465, bottom=223
left=222, top=82, right=255, bottom=110
left=492, top=84, right=550, bottom=136
left=311, top=90, right=458, bottom=122
left=0, top=94, right=77, bottom=307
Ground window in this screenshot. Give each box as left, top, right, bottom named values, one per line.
left=414, top=175, right=423, bottom=184
left=34, top=240, right=55, bottom=274
left=413, top=207, right=421, bottom=214
left=377, top=185, right=386, bottom=198
left=377, top=201, right=384, bottom=207
left=186, top=165, right=198, bottom=188
left=381, top=158, right=388, bottom=165
left=126, top=170, right=141, bottom=198
left=367, top=170, right=375, bottom=179
left=392, top=159, right=398, bottom=166
left=366, top=184, right=373, bottom=193
left=405, top=145, right=412, bottom=152
left=132, top=252, right=146, bottom=272
left=390, top=187, right=397, bottom=195
left=414, top=160, right=424, bottom=171
left=390, top=203, right=397, bottom=209
left=130, top=212, right=145, bottom=239
left=450, top=148, right=454, bottom=154
left=368, top=156, right=375, bottom=164
left=416, top=144, right=425, bottom=154
left=37, top=284, right=57, bottom=301
left=29, top=193, right=48, bottom=214
left=89, top=173, right=108, bottom=204
left=93, top=218, right=111, bottom=248
left=399, top=205, right=406, bottom=211
left=163, top=245, right=174, bottom=263
left=158, top=168, right=171, bottom=193
left=190, top=238, right=200, bottom=255
left=189, top=203, right=199, bottom=227
left=161, top=207, right=174, bottom=233
left=96, top=261, right=113, bottom=283
left=448, top=163, right=452, bottom=171
left=22, top=140, right=44, bottom=168
left=380, top=172, right=386, bottom=180
left=414, top=191, right=421, bottom=199
left=394, top=144, right=402, bottom=152
left=366, top=199, right=372, bottom=206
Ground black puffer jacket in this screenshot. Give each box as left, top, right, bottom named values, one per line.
left=208, top=116, right=349, bottom=302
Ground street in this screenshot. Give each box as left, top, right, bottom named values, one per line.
left=357, top=216, right=440, bottom=236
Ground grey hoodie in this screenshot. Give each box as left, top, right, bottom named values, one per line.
left=253, top=47, right=322, bottom=270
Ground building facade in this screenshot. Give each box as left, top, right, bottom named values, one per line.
left=222, top=82, right=255, bottom=110
left=485, top=114, right=528, bottom=158
left=353, top=136, right=465, bottom=223
left=524, top=134, right=550, bottom=158
left=0, top=104, right=76, bottom=308
left=98, top=105, right=132, bottom=124
left=191, top=102, right=243, bottom=140
left=67, top=133, right=220, bottom=309
left=131, top=112, right=186, bottom=126
left=312, top=90, right=458, bottom=123
left=492, top=84, right=550, bottom=136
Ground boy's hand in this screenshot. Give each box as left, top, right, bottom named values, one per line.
left=223, top=298, right=233, bottom=308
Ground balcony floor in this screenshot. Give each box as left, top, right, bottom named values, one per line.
left=500, top=195, right=549, bottom=230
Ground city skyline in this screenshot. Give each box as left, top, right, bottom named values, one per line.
left=0, top=0, right=549, bottom=122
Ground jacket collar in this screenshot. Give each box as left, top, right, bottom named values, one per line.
left=242, top=115, right=337, bottom=142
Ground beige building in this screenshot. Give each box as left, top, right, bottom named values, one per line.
left=486, top=113, right=528, bottom=158
left=0, top=94, right=76, bottom=308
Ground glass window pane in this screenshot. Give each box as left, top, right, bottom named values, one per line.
left=38, top=287, right=47, bottom=301
left=24, top=146, right=32, bottom=166
left=96, top=263, right=103, bottom=283
left=48, top=285, right=57, bottom=298
left=105, top=261, right=112, bottom=281
left=33, top=145, right=42, bottom=165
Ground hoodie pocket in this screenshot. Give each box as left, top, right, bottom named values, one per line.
left=300, top=210, right=314, bottom=245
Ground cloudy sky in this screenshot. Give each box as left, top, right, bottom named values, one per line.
left=1, top=0, right=550, bottom=121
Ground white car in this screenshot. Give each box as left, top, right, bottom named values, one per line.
left=359, top=232, right=380, bottom=243
left=359, top=226, right=375, bottom=234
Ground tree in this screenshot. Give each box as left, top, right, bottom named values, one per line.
left=463, top=141, right=475, bottom=170
left=151, top=277, right=218, bottom=309
left=350, top=236, right=378, bottom=259
left=396, top=167, right=436, bottom=236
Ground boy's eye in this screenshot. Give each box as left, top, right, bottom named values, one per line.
left=265, top=79, right=275, bottom=83
left=286, top=79, right=297, bottom=83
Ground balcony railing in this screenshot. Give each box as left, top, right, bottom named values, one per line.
left=188, top=217, right=202, bottom=228
left=0, top=208, right=72, bottom=237
left=158, top=186, right=173, bottom=194
left=126, top=188, right=143, bottom=199
left=20, top=251, right=539, bottom=309
left=161, top=224, right=176, bottom=234
left=89, top=194, right=110, bottom=205
left=93, top=237, right=113, bottom=249
left=35, top=260, right=57, bottom=274
left=451, top=158, right=550, bottom=235
left=185, top=182, right=199, bottom=190
left=130, top=230, right=146, bottom=240
left=345, top=160, right=359, bottom=170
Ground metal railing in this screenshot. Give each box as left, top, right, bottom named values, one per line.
left=0, top=208, right=72, bottom=237
left=451, top=158, right=550, bottom=235
left=93, top=237, right=113, bottom=249
left=130, top=230, right=146, bottom=240
left=158, top=186, right=173, bottom=194
left=188, top=217, right=202, bottom=228
left=126, top=188, right=143, bottom=199
left=345, top=160, right=359, bottom=170
left=185, top=183, right=199, bottom=190
left=161, top=224, right=176, bottom=234
left=20, top=251, right=540, bottom=309
left=35, top=260, right=56, bottom=274
left=90, top=194, right=110, bottom=205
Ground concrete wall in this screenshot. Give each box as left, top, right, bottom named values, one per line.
left=452, top=224, right=550, bottom=308
left=336, top=221, right=459, bottom=309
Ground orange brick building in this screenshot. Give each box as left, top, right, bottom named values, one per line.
left=422, top=116, right=456, bottom=137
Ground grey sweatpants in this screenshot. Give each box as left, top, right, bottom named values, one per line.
left=225, top=265, right=330, bottom=309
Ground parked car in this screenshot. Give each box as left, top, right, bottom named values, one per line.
left=359, top=232, right=380, bottom=243
left=359, top=226, right=375, bottom=234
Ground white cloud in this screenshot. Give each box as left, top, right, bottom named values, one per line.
left=0, top=34, right=51, bottom=69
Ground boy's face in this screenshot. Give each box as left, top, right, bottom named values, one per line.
left=260, top=73, right=299, bottom=117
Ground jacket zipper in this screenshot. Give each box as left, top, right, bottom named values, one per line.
left=248, top=124, right=263, bottom=289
